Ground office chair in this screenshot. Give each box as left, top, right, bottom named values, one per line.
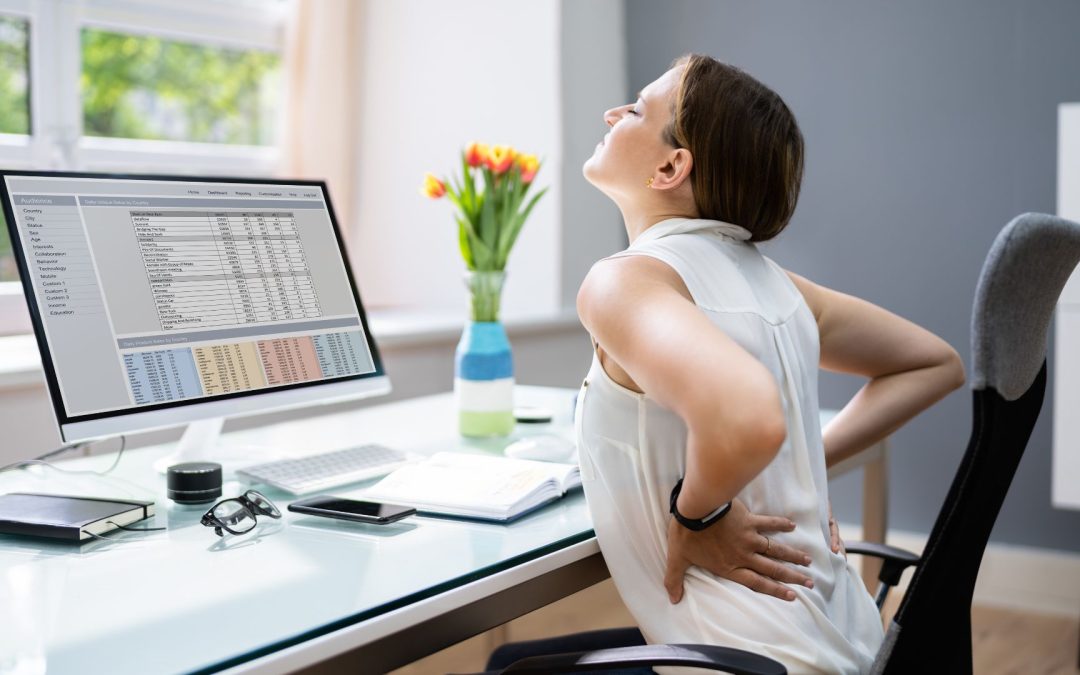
left=471, top=213, right=1080, bottom=675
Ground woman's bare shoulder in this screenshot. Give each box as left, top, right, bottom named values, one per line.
left=578, top=255, right=692, bottom=327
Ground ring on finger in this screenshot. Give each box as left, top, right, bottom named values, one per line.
left=763, top=535, right=771, bottom=557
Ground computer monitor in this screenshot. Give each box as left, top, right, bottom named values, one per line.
left=0, top=171, right=390, bottom=465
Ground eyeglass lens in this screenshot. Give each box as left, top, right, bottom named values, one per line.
left=212, top=500, right=257, bottom=534
left=244, top=490, right=281, bottom=518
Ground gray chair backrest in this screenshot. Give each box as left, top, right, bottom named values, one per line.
left=971, top=212, right=1080, bottom=400
left=873, top=213, right=1080, bottom=675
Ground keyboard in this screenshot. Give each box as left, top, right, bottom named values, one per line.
left=236, top=444, right=411, bottom=495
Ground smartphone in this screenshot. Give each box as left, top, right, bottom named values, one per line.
left=287, top=495, right=416, bottom=524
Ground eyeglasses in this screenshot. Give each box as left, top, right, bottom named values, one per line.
left=200, top=490, right=281, bottom=536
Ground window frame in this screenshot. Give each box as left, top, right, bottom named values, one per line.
left=0, top=0, right=290, bottom=334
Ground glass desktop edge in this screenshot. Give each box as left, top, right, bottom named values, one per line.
left=190, top=528, right=598, bottom=675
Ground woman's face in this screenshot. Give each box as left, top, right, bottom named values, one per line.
left=583, top=66, right=683, bottom=198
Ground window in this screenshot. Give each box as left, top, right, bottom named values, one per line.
left=0, top=0, right=289, bottom=334
left=0, top=10, right=28, bottom=294
left=0, top=212, right=14, bottom=282
left=0, top=15, right=29, bottom=136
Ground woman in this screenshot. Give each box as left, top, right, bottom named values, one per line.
left=489, top=55, right=964, bottom=674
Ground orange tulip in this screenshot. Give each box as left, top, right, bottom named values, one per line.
left=465, top=141, right=489, bottom=168
left=486, top=145, right=516, bottom=174
left=421, top=172, right=446, bottom=199
left=516, top=153, right=540, bottom=184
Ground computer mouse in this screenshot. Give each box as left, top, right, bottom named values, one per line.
left=504, top=434, right=577, bottom=463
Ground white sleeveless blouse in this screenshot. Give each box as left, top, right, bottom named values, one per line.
left=574, top=218, right=884, bottom=674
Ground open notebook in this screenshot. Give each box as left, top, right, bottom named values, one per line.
left=359, top=452, right=581, bottom=523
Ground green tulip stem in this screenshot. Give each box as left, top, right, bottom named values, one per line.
left=465, top=270, right=506, bottom=322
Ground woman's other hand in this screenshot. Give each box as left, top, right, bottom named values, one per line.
left=785, top=271, right=966, bottom=470
left=828, top=499, right=846, bottom=558
left=663, top=498, right=813, bottom=604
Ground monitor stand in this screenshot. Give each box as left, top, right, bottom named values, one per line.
left=153, top=418, right=277, bottom=474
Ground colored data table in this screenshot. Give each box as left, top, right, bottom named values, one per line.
left=120, top=332, right=375, bottom=405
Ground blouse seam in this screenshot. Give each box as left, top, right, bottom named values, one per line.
left=607, top=249, right=801, bottom=326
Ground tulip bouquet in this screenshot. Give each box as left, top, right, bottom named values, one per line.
left=423, top=142, right=546, bottom=437
left=422, top=142, right=547, bottom=321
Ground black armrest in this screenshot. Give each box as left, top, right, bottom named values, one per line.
left=499, top=644, right=786, bottom=674
left=845, top=540, right=920, bottom=587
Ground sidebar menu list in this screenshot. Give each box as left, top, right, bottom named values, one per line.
left=14, top=195, right=105, bottom=322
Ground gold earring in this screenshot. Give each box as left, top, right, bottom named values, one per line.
left=645, top=177, right=654, bottom=188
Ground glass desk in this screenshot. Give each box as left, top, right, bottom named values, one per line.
left=0, top=386, right=604, bottom=674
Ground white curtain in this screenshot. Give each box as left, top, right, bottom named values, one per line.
left=280, top=0, right=362, bottom=236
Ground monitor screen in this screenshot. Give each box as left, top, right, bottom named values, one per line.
left=0, top=172, right=388, bottom=442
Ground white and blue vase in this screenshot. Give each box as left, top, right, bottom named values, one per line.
left=455, top=271, right=514, bottom=437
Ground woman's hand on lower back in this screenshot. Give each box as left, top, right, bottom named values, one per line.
left=663, top=498, right=814, bottom=604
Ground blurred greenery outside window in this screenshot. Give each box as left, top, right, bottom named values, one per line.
left=0, top=15, right=28, bottom=282
left=0, top=15, right=29, bottom=136
left=82, top=29, right=281, bottom=146
left=0, top=212, right=14, bottom=283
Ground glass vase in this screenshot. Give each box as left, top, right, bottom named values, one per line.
left=455, top=271, right=514, bottom=437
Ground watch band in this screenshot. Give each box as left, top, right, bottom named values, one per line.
left=669, top=478, right=732, bottom=531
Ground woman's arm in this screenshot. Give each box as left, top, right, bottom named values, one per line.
left=579, top=255, right=788, bottom=517
left=786, top=271, right=966, bottom=468
left=579, top=255, right=815, bottom=603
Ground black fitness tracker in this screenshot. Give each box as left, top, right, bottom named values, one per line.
left=669, top=478, right=732, bottom=531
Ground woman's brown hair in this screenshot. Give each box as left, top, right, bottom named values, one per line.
left=664, top=54, right=804, bottom=242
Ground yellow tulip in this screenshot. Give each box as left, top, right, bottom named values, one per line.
left=465, top=141, right=489, bottom=168
left=421, top=172, right=446, bottom=199
left=486, top=145, right=516, bottom=174
left=516, top=153, right=540, bottom=184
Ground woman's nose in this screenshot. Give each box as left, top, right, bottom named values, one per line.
left=603, top=106, right=623, bottom=127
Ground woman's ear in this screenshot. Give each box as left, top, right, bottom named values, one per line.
left=651, top=148, right=693, bottom=191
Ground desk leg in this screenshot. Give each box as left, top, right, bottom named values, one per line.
left=861, top=440, right=889, bottom=591
left=486, top=624, right=510, bottom=653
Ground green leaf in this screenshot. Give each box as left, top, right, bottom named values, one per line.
left=460, top=152, right=476, bottom=216
left=456, top=217, right=475, bottom=270
left=445, top=190, right=465, bottom=213
left=479, top=168, right=497, bottom=254
left=463, top=165, right=476, bottom=216
left=497, top=186, right=548, bottom=267
left=461, top=206, right=493, bottom=270
left=496, top=171, right=526, bottom=255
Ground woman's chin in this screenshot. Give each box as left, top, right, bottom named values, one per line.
left=582, top=156, right=596, bottom=180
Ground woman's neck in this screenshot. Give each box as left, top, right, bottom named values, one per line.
left=619, top=207, right=699, bottom=244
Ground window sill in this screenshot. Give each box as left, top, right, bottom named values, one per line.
left=0, top=334, right=46, bottom=390
left=0, top=308, right=583, bottom=391
left=368, top=307, right=582, bottom=349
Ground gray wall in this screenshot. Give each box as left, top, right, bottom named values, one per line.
left=626, top=0, right=1080, bottom=552
left=560, top=0, right=632, bottom=306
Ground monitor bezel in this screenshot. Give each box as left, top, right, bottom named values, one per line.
left=0, top=169, right=390, bottom=442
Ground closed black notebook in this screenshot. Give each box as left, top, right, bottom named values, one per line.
left=0, top=493, right=155, bottom=542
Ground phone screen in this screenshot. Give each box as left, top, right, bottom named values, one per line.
left=293, top=496, right=412, bottom=519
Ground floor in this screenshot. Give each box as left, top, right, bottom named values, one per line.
left=389, top=578, right=1080, bottom=675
